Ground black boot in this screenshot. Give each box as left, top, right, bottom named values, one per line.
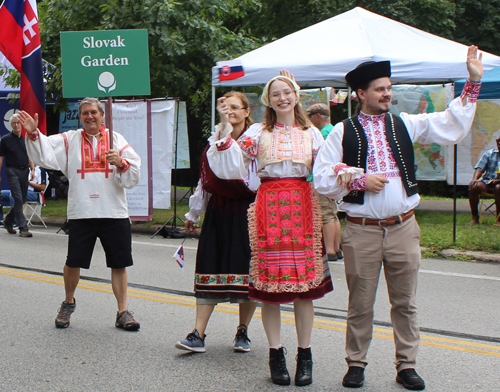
left=295, top=347, right=313, bottom=386
left=269, top=347, right=291, bottom=385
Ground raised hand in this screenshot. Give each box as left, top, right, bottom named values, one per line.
left=217, top=97, right=230, bottom=124
left=280, top=69, right=296, bottom=82
left=467, top=45, right=483, bottom=81
left=17, top=111, right=38, bottom=133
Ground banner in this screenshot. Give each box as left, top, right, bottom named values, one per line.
left=151, top=100, right=175, bottom=209
left=109, top=101, right=152, bottom=220
left=173, top=101, right=190, bottom=169
left=0, top=0, right=46, bottom=134
left=58, top=101, right=82, bottom=133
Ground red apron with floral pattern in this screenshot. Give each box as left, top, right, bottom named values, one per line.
left=248, top=178, right=324, bottom=293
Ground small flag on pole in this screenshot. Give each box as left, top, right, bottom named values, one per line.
left=172, top=245, right=184, bottom=269
left=216, top=60, right=245, bottom=81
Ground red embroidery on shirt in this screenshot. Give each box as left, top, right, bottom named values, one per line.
left=76, top=126, right=113, bottom=179
left=334, top=163, right=349, bottom=175
left=217, top=137, right=233, bottom=151
left=460, top=78, right=482, bottom=103
left=119, top=144, right=130, bottom=155
left=61, top=133, right=69, bottom=158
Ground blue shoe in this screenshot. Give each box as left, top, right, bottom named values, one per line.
left=175, top=329, right=206, bottom=353
left=233, top=325, right=251, bottom=352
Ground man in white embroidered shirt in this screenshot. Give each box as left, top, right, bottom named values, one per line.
left=18, top=97, right=142, bottom=332
left=314, top=46, right=483, bottom=390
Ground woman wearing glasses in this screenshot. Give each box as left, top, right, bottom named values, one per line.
left=176, top=91, right=259, bottom=354
left=207, top=74, right=333, bottom=386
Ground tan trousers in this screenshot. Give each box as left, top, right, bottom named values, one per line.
left=342, top=216, right=421, bottom=370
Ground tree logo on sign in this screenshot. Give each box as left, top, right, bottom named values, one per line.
left=98, top=71, right=116, bottom=93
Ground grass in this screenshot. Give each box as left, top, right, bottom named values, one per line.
left=17, top=196, right=500, bottom=257
left=39, top=198, right=194, bottom=226
left=415, top=210, right=500, bottom=255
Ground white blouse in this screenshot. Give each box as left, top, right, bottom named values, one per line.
left=207, top=122, right=324, bottom=181
left=313, top=96, right=477, bottom=219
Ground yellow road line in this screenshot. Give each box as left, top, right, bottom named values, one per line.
left=1, top=267, right=499, bottom=357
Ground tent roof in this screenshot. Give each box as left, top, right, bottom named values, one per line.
left=455, top=66, right=500, bottom=100
left=212, top=7, right=500, bottom=88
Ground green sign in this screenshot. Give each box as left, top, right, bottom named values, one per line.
left=60, top=29, right=150, bottom=98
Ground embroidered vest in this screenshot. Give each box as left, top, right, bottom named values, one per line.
left=342, top=113, right=418, bottom=204
left=257, top=126, right=313, bottom=172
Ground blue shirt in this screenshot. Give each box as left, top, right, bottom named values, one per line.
left=475, top=148, right=500, bottom=182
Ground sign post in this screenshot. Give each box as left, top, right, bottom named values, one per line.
left=60, top=29, right=151, bottom=219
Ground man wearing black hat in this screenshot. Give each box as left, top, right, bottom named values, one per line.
left=314, top=45, right=483, bottom=390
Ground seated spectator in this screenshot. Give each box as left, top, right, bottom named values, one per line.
left=469, top=136, right=500, bottom=224
left=1, top=165, right=48, bottom=208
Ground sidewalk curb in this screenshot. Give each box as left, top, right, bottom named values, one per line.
left=40, top=216, right=183, bottom=235
left=37, top=216, right=500, bottom=261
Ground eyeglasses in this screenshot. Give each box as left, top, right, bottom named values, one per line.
left=271, top=90, right=294, bottom=99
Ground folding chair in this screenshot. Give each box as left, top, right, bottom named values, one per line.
left=479, top=192, right=500, bottom=225
left=24, top=179, right=49, bottom=228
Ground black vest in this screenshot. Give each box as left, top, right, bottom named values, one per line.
left=342, top=113, right=418, bottom=204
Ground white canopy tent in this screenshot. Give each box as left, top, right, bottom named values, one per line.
left=211, top=7, right=500, bottom=89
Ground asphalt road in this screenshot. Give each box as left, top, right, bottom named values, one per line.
left=1, top=227, right=499, bottom=391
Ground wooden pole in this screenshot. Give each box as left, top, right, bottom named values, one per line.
left=106, top=96, right=113, bottom=149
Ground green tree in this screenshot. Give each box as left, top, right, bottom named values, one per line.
left=35, top=0, right=260, bottom=180
left=453, top=0, right=500, bottom=55
left=238, top=0, right=456, bottom=43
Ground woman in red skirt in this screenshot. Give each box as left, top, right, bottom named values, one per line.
left=207, top=74, right=333, bottom=386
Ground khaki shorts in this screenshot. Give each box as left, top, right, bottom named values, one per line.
left=318, top=194, right=339, bottom=224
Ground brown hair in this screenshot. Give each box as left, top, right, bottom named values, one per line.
left=263, top=77, right=311, bottom=132
left=223, top=91, right=254, bottom=130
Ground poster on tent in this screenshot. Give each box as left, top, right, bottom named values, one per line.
left=109, top=101, right=152, bottom=220
left=300, top=89, right=329, bottom=110
left=446, top=100, right=500, bottom=185
left=390, top=84, right=453, bottom=181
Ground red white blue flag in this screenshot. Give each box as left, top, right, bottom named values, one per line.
left=217, top=61, right=245, bottom=81
left=172, top=245, right=185, bottom=269
left=0, top=0, right=46, bottom=134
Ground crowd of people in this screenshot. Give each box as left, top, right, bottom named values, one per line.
left=0, top=45, right=485, bottom=390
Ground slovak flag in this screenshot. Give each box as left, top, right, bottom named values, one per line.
left=0, top=0, right=46, bottom=134
left=217, top=60, right=245, bottom=81
left=172, top=245, right=185, bottom=269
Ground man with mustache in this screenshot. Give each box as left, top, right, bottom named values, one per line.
left=314, top=46, right=483, bottom=390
